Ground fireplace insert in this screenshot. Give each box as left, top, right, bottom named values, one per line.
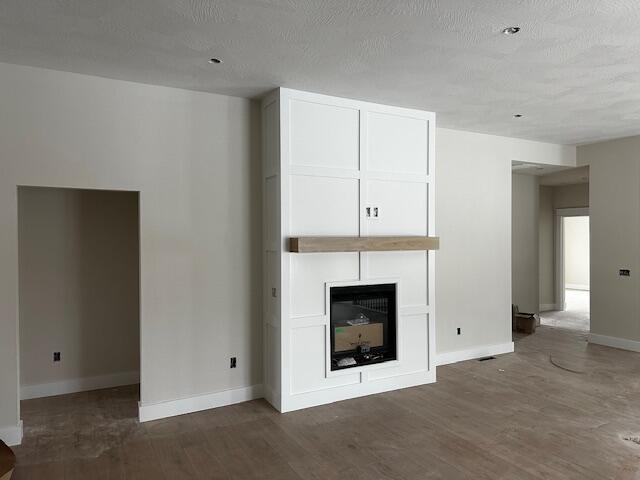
left=329, top=283, right=397, bottom=371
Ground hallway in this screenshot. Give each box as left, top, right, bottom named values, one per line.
left=540, top=289, right=590, bottom=331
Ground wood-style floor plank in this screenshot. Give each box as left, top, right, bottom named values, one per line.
left=12, top=326, right=640, bottom=479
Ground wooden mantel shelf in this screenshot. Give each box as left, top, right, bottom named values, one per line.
left=289, top=236, right=440, bottom=253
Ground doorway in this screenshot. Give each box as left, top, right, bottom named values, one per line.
left=17, top=186, right=140, bottom=450
left=540, top=208, right=590, bottom=331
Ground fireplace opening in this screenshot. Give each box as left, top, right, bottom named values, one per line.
left=330, top=283, right=397, bottom=371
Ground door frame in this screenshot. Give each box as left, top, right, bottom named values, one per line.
left=16, top=185, right=141, bottom=407
left=554, top=207, right=589, bottom=311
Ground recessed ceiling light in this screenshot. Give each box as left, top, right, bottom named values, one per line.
left=208, top=58, right=222, bottom=64
left=513, top=114, right=523, bottom=118
left=502, top=26, right=521, bottom=35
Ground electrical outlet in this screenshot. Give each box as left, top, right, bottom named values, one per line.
left=53, top=352, right=61, bottom=362
left=620, top=269, right=631, bottom=277
left=457, top=328, right=461, bottom=335
left=230, top=357, right=237, bottom=369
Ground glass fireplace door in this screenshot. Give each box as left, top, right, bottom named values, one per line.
left=329, top=283, right=397, bottom=371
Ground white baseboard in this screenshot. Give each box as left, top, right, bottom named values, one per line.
left=435, top=342, right=514, bottom=366
left=589, top=334, right=640, bottom=353
left=0, top=420, right=23, bottom=446
left=566, top=284, right=589, bottom=291
left=281, top=370, right=435, bottom=413
left=21, top=370, right=140, bottom=400
left=138, top=384, right=263, bottom=422
left=540, top=303, right=560, bottom=312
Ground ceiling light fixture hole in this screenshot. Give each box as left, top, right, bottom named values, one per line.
left=502, top=26, right=521, bottom=35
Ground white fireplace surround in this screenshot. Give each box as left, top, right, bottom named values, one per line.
left=262, top=88, right=436, bottom=412
left=324, top=278, right=400, bottom=378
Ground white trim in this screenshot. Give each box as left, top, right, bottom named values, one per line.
left=284, top=370, right=435, bottom=412
left=589, top=334, right=640, bottom=353
left=0, top=420, right=23, bottom=446
left=540, top=303, right=560, bottom=312
left=566, top=283, right=589, bottom=291
left=138, top=384, right=263, bottom=422
left=435, top=342, right=514, bottom=366
left=20, top=371, right=140, bottom=400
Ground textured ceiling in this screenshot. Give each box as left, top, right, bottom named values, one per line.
left=2, top=0, right=640, bottom=144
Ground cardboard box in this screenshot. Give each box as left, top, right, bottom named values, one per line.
left=514, top=314, right=536, bottom=334
left=334, top=323, right=383, bottom=352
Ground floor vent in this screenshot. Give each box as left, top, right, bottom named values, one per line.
left=478, top=356, right=496, bottom=362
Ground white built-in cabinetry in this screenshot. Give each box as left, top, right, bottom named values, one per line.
left=262, top=88, right=436, bottom=412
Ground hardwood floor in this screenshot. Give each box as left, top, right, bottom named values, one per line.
left=12, top=326, right=640, bottom=479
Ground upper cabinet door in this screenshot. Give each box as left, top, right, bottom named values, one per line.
left=365, top=179, right=428, bottom=236
left=289, top=99, right=360, bottom=171
left=365, top=110, right=430, bottom=176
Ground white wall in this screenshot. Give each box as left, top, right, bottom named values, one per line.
left=0, top=62, right=261, bottom=441
left=18, top=187, right=139, bottom=397
left=0, top=60, right=578, bottom=442
left=512, top=174, right=540, bottom=314
left=435, top=128, right=575, bottom=358
left=579, top=136, right=640, bottom=345
left=563, top=216, right=590, bottom=290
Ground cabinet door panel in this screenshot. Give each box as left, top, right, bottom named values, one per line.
left=264, top=101, right=279, bottom=175
left=290, top=100, right=359, bottom=170
left=367, top=111, right=428, bottom=175
left=290, top=175, right=359, bottom=236
left=265, top=176, right=279, bottom=250
left=265, top=323, right=281, bottom=394
left=365, top=180, right=427, bottom=235
left=265, top=251, right=281, bottom=322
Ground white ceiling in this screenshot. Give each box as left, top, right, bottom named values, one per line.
left=2, top=0, right=640, bottom=145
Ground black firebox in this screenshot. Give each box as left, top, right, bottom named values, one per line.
left=329, top=283, right=397, bottom=371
